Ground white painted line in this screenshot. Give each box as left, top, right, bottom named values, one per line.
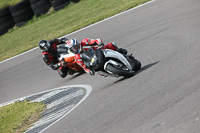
left=38, top=85, right=92, bottom=133
left=0, top=47, right=38, bottom=64
left=0, top=0, right=155, bottom=64
left=59, top=0, right=156, bottom=38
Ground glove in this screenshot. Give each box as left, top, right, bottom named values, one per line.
left=60, top=58, right=67, bottom=67
left=50, top=64, right=59, bottom=70
left=98, top=42, right=104, bottom=49
left=89, top=71, right=95, bottom=76
left=60, top=37, right=68, bottom=44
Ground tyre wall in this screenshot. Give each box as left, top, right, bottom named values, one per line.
left=0, top=7, right=15, bottom=35
left=9, top=0, right=34, bottom=27
left=0, top=0, right=81, bottom=36
left=49, top=0, right=70, bottom=11
left=70, top=0, right=80, bottom=3
left=29, top=0, right=51, bottom=17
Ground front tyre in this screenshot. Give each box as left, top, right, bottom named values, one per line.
left=132, top=59, right=141, bottom=71
left=106, top=64, right=134, bottom=77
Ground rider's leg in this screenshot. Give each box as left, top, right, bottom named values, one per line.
left=104, top=43, right=127, bottom=55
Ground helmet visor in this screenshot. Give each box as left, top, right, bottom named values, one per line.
left=39, top=41, right=50, bottom=51
left=44, top=42, right=50, bottom=51
left=70, top=44, right=79, bottom=54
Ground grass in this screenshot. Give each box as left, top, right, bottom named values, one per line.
left=0, top=101, right=45, bottom=133
left=0, top=0, right=151, bottom=62
left=0, top=0, right=23, bottom=9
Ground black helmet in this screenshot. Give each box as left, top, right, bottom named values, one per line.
left=39, top=40, right=51, bottom=51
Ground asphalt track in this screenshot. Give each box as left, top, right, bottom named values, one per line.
left=1, top=0, right=200, bottom=132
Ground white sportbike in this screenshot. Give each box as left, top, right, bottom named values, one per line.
left=81, top=48, right=141, bottom=77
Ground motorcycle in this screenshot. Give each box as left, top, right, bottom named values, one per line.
left=81, top=48, right=141, bottom=77
left=57, top=44, right=84, bottom=73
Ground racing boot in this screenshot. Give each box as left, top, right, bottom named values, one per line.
left=67, top=69, right=75, bottom=76
left=111, top=42, right=128, bottom=55
left=117, top=48, right=128, bottom=55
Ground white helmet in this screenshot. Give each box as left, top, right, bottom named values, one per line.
left=66, top=39, right=80, bottom=54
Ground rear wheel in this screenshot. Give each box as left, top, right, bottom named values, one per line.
left=106, top=63, right=134, bottom=77
left=132, top=59, right=141, bottom=71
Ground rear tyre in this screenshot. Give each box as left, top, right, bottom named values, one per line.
left=106, top=63, right=134, bottom=77
left=132, top=59, right=141, bottom=71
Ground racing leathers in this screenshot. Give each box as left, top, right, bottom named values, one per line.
left=42, top=38, right=69, bottom=78
left=74, top=38, right=127, bottom=75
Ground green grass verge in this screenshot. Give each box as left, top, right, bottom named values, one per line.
left=0, top=0, right=151, bottom=62
left=0, top=101, right=45, bottom=133
left=0, top=0, right=23, bottom=9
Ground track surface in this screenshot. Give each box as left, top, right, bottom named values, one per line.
left=1, top=0, right=200, bottom=132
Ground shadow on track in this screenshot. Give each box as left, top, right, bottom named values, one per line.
left=95, top=61, right=160, bottom=92
left=114, top=61, right=160, bottom=83
left=69, top=71, right=86, bottom=80
left=134, top=61, right=160, bottom=76
left=67, top=61, right=159, bottom=82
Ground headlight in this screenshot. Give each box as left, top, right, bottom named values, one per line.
left=90, top=56, right=97, bottom=66
left=91, top=58, right=95, bottom=63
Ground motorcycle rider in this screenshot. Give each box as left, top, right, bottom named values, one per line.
left=39, top=37, right=71, bottom=78
left=66, top=38, right=128, bottom=75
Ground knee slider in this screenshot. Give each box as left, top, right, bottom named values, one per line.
left=58, top=68, right=67, bottom=78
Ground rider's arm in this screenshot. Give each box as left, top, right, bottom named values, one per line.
left=58, top=37, right=68, bottom=44
left=42, top=52, right=59, bottom=70
left=93, top=38, right=104, bottom=48
left=81, top=38, right=104, bottom=49
left=49, top=37, right=68, bottom=46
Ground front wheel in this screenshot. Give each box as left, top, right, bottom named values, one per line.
left=106, top=64, right=134, bottom=77
left=132, top=59, right=141, bottom=71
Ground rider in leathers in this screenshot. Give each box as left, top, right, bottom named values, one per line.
left=39, top=38, right=71, bottom=78
left=66, top=38, right=128, bottom=75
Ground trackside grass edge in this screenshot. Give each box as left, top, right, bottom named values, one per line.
left=0, top=101, right=45, bottom=133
